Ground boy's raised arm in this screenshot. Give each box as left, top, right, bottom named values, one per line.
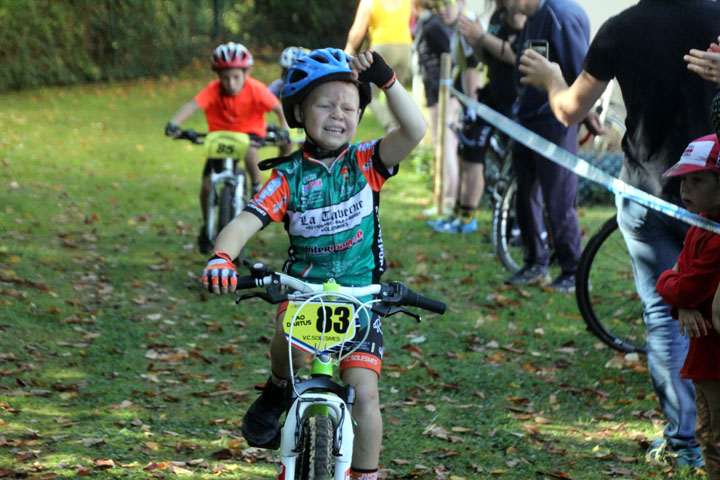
left=351, top=51, right=427, bottom=169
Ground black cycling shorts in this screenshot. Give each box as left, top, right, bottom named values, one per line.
left=457, top=116, right=493, bottom=164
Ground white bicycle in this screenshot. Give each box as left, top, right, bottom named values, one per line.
left=234, top=263, right=446, bottom=479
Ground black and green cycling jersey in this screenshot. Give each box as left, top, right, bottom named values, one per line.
left=245, top=139, right=398, bottom=286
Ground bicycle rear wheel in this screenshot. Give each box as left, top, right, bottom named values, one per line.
left=295, top=414, right=334, bottom=480
left=575, top=216, right=646, bottom=353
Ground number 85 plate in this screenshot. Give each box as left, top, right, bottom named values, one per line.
left=283, top=300, right=357, bottom=354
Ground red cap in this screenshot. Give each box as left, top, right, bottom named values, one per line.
left=663, top=134, right=720, bottom=177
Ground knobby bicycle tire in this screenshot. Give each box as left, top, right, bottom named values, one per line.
left=295, top=414, right=334, bottom=480
left=575, top=216, right=646, bottom=354
left=218, top=185, right=234, bottom=233
left=205, top=190, right=217, bottom=243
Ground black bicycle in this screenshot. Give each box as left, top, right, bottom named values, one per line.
left=575, top=215, right=646, bottom=353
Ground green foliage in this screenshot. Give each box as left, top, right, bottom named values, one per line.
left=0, top=0, right=360, bottom=92
left=0, top=0, right=216, bottom=92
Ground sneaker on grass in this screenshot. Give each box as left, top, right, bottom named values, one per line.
left=645, top=438, right=704, bottom=469
left=546, top=272, right=576, bottom=293
left=504, top=264, right=551, bottom=286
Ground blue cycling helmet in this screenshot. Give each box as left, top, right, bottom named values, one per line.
left=281, top=47, right=371, bottom=129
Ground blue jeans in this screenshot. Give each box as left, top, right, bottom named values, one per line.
left=616, top=196, right=698, bottom=450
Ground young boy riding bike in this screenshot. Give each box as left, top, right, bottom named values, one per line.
left=201, top=47, right=426, bottom=480
left=165, top=42, right=292, bottom=253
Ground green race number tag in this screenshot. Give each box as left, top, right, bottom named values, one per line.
left=283, top=301, right=356, bottom=354
left=205, top=131, right=250, bottom=160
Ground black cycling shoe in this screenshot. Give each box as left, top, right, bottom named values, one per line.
left=241, top=377, right=292, bottom=449
left=197, top=226, right=213, bottom=254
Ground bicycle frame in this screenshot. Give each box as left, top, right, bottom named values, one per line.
left=278, top=360, right=355, bottom=479
left=205, top=157, right=246, bottom=242
left=233, top=266, right=445, bottom=480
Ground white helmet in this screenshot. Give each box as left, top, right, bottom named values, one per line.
left=279, top=46, right=310, bottom=69
left=211, top=43, right=253, bottom=70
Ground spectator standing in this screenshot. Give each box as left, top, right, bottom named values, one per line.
left=502, top=0, right=589, bottom=292
left=345, top=0, right=413, bottom=131
left=430, top=0, right=486, bottom=233
left=656, top=134, right=720, bottom=478
left=446, top=0, right=526, bottom=233
left=518, top=0, right=720, bottom=468
left=414, top=2, right=460, bottom=214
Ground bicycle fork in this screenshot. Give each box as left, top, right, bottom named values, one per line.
left=277, top=356, right=355, bottom=480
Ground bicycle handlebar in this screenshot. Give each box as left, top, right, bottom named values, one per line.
left=234, top=263, right=446, bottom=316
left=172, top=126, right=289, bottom=146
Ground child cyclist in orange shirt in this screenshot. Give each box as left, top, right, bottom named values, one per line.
left=201, top=48, right=426, bottom=480
left=165, top=42, right=292, bottom=253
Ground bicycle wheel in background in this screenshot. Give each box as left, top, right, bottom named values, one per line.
left=218, top=185, right=234, bottom=233
left=492, top=178, right=523, bottom=273
left=295, top=414, right=334, bottom=480
left=575, top=216, right=646, bottom=354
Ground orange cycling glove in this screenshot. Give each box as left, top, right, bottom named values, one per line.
left=357, top=50, right=396, bottom=90
left=202, top=251, right=238, bottom=293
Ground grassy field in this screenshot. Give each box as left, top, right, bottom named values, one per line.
left=0, top=63, right=701, bottom=479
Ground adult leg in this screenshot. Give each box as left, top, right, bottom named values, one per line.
left=616, top=196, right=697, bottom=451
left=534, top=125, right=582, bottom=274
left=511, top=142, right=546, bottom=267
left=459, top=160, right=485, bottom=209
left=341, top=368, right=382, bottom=471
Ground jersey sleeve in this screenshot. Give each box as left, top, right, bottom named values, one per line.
left=194, top=81, right=219, bottom=109
left=243, top=170, right=290, bottom=227
left=252, top=78, right=280, bottom=113
left=353, top=139, right=399, bottom=192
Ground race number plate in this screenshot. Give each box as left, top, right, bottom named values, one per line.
left=205, top=131, right=250, bottom=160
left=283, top=301, right=356, bottom=354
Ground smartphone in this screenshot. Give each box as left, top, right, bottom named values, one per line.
left=528, top=40, right=549, bottom=59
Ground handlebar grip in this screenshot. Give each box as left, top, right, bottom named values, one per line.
left=402, top=288, right=446, bottom=314
left=236, top=276, right=258, bottom=290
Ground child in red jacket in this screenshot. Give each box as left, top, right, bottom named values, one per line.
left=657, top=133, right=720, bottom=477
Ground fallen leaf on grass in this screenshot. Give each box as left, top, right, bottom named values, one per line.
left=91, top=459, right=115, bottom=468
left=423, top=424, right=464, bottom=443
left=77, top=438, right=106, bottom=447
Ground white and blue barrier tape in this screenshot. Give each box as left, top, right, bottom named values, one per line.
left=448, top=84, right=720, bottom=234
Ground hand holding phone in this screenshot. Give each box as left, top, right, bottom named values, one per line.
left=527, top=40, right=549, bottom=59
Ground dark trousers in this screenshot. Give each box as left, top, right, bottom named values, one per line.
left=511, top=122, right=582, bottom=274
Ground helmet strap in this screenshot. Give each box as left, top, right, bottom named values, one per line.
left=302, top=135, right=349, bottom=160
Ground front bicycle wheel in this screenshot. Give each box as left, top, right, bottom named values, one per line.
left=492, top=178, right=523, bottom=273
left=218, top=185, right=234, bottom=233
left=575, top=216, right=646, bottom=353
left=295, top=414, right=334, bottom=480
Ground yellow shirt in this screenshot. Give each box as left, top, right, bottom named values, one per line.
left=368, top=0, right=412, bottom=46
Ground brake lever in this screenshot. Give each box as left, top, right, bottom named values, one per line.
left=371, top=305, right=422, bottom=322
